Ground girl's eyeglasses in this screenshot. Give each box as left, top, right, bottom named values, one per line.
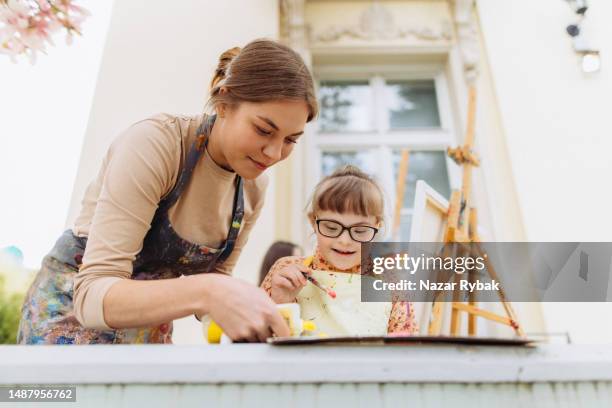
left=315, top=219, right=378, bottom=243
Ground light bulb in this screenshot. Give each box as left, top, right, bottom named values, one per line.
left=581, top=51, right=601, bottom=73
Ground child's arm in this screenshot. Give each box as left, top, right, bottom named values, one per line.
left=387, top=301, right=418, bottom=335
left=260, top=256, right=308, bottom=304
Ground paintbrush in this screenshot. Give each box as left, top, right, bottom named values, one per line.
left=302, top=256, right=337, bottom=299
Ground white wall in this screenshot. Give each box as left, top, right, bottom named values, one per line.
left=478, top=0, right=612, bottom=242
left=66, top=0, right=279, bottom=344
left=66, top=0, right=279, bottom=227
left=0, top=0, right=114, bottom=269
left=478, top=0, right=612, bottom=343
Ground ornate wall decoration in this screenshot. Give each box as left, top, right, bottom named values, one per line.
left=311, top=3, right=452, bottom=43
left=280, top=0, right=310, bottom=65
left=453, top=0, right=480, bottom=83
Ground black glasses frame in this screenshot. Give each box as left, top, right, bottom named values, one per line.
left=315, top=218, right=379, bottom=243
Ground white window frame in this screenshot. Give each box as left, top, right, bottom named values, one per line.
left=304, top=63, right=461, bottom=241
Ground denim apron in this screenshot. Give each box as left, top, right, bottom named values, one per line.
left=17, top=115, right=245, bottom=344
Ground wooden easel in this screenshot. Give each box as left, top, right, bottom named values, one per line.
left=427, top=86, right=524, bottom=338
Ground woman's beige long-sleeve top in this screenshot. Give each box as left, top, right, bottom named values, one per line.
left=71, top=113, right=268, bottom=330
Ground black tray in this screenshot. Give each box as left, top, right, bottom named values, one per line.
left=268, top=334, right=535, bottom=347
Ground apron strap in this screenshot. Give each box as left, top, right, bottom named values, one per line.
left=158, top=115, right=215, bottom=212
left=215, top=175, right=245, bottom=264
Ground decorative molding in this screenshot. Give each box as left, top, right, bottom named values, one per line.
left=280, top=0, right=310, bottom=65
left=311, top=3, right=452, bottom=43
left=452, top=0, right=480, bottom=83
left=278, top=0, right=311, bottom=245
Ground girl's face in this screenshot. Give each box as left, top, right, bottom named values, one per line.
left=312, top=210, right=379, bottom=271
left=213, top=99, right=309, bottom=179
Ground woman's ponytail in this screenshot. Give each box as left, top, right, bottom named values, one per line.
left=210, top=46, right=241, bottom=90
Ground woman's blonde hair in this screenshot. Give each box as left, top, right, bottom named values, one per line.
left=206, top=39, right=318, bottom=122
left=308, top=165, right=385, bottom=224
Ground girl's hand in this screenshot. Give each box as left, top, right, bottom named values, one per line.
left=199, top=274, right=290, bottom=342
left=270, top=263, right=310, bottom=304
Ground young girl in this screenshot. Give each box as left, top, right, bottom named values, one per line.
left=261, top=165, right=417, bottom=336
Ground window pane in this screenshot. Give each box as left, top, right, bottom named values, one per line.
left=392, top=150, right=451, bottom=208
left=385, top=80, right=440, bottom=128
left=398, top=214, right=412, bottom=241
left=321, top=150, right=376, bottom=177
left=392, top=151, right=450, bottom=240
left=318, top=81, right=372, bottom=133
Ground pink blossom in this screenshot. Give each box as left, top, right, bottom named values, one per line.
left=0, top=0, right=89, bottom=63
left=35, top=0, right=51, bottom=12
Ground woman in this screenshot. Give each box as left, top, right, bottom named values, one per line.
left=17, top=39, right=318, bottom=344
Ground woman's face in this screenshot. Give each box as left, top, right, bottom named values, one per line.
left=214, top=99, right=309, bottom=179
left=312, top=210, right=378, bottom=271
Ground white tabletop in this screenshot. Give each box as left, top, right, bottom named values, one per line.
left=1, top=344, right=612, bottom=384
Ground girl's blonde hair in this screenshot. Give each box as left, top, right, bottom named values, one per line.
left=308, top=165, right=385, bottom=224
left=206, top=39, right=318, bottom=122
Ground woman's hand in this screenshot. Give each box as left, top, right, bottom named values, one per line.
left=198, top=274, right=290, bottom=342
left=269, top=263, right=309, bottom=304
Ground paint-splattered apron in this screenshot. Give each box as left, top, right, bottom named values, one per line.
left=297, top=270, right=392, bottom=337
left=17, top=115, right=245, bottom=344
